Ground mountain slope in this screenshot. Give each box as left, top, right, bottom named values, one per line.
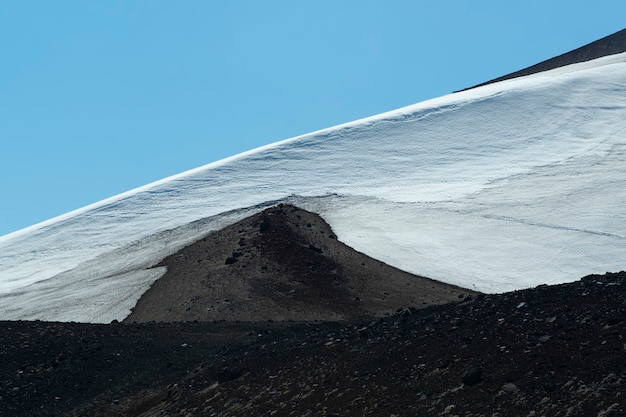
left=459, top=28, right=626, bottom=91
left=1, top=41, right=626, bottom=323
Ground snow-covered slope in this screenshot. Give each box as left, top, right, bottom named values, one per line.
left=1, top=53, right=625, bottom=323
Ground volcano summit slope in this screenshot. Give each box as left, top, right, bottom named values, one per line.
left=2, top=30, right=626, bottom=322
left=0, top=28, right=626, bottom=417
left=461, top=27, right=626, bottom=90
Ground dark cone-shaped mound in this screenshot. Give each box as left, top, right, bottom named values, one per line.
left=125, top=204, right=475, bottom=323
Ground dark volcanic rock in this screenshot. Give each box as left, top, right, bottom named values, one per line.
left=462, top=366, right=483, bottom=386
left=1, top=271, right=624, bottom=417
left=458, top=28, right=626, bottom=92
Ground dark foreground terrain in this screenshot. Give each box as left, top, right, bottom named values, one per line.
left=1, top=271, right=624, bottom=417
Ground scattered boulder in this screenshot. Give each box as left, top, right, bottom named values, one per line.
left=502, top=383, right=518, bottom=393
left=217, top=368, right=245, bottom=384
left=259, top=217, right=271, bottom=233
left=462, top=366, right=483, bottom=386
left=308, top=243, right=323, bottom=254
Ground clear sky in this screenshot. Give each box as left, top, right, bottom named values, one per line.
left=1, top=1, right=625, bottom=237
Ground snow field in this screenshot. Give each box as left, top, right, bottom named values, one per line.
left=1, top=53, right=625, bottom=322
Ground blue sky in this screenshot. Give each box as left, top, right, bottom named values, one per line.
left=1, top=1, right=625, bottom=237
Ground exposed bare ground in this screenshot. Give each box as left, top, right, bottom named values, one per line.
left=126, top=204, right=475, bottom=323
left=1, top=272, right=624, bottom=417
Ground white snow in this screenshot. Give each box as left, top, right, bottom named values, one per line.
left=1, top=53, right=625, bottom=322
